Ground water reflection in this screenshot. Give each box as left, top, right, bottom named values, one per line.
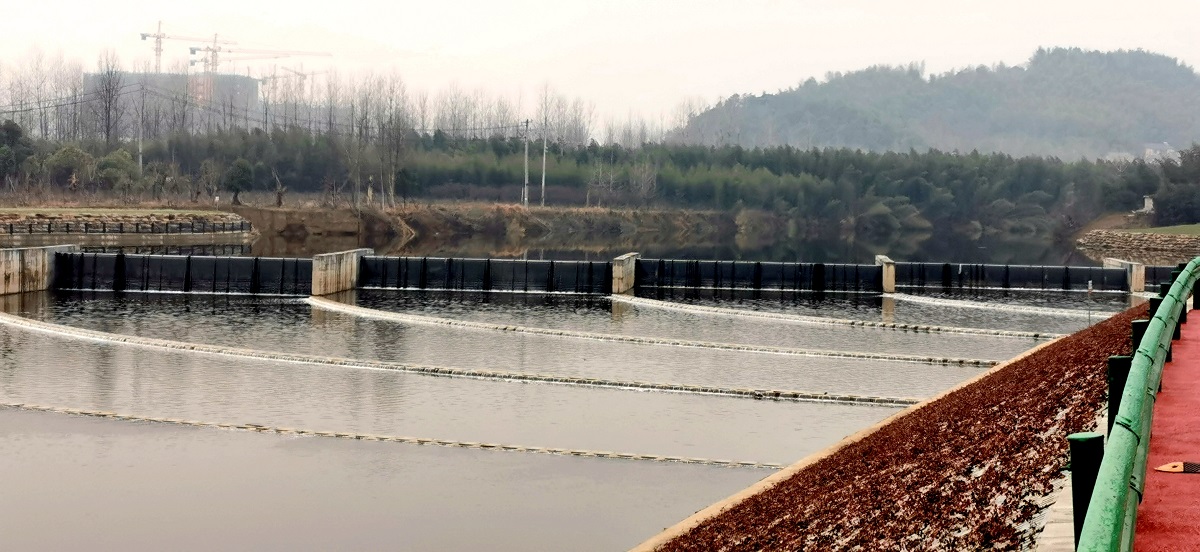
left=351, top=289, right=1038, bottom=360
left=0, top=323, right=896, bottom=464
left=25, top=217, right=1097, bottom=265
left=27, top=291, right=989, bottom=396
left=0, top=408, right=764, bottom=551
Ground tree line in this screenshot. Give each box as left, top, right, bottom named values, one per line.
left=2, top=49, right=1199, bottom=243
left=4, top=110, right=1197, bottom=241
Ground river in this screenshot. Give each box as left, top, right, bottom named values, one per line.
left=0, top=281, right=1129, bottom=550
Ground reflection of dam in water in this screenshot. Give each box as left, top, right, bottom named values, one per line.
left=0, top=246, right=1156, bottom=550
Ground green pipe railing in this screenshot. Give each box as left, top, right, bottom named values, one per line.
left=1076, top=257, right=1200, bottom=551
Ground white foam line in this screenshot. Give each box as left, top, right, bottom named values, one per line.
left=610, top=295, right=1062, bottom=339
left=58, top=288, right=303, bottom=298
left=0, top=403, right=784, bottom=469
left=359, top=286, right=593, bottom=297
left=0, top=312, right=919, bottom=407
left=307, top=297, right=999, bottom=367
left=891, top=293, right=1121, bottom=318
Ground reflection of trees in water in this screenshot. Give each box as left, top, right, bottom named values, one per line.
left=81, top=244, right=252, bottom=256
left=80, top=223, right=1087, bottom=265
left=369, top=228, right=1087, bottom=265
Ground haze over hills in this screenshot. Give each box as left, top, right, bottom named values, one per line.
left=674, top=48, right=1200, bottom=160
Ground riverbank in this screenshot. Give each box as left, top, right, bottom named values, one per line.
left=0, top=208, right=246, bottom=231
left=1077, top=229, right=1200, bottom=265
left=638, top=305, right=1141, bottom=551
left=0, top=207, right=256, bottom=250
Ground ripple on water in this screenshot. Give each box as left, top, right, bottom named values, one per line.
left=0, top=325, right=899, bottom=465
left=351, top=288, right=1038, bottom=360
left=639, top=288, right=1119, bottom=334
left=26, top=291, right=990, bottom=397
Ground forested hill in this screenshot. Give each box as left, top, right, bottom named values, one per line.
left=676, top=48, right=1200, bottom=159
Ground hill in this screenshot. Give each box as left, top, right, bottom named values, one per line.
left=675, top=48, right=1200, bottom=159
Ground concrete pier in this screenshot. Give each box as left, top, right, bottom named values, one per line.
left=311, top=248, right=372, bottom=296
left=1103, top=258, right=1145, bottom=293
left=876, top=255, right=896, bottom=293
left=612, top=252, right=640, bottom=295
left=0, top=245, right=78, bottom=296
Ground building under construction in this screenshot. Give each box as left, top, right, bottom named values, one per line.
left=82, top=71, right=261, bottom=134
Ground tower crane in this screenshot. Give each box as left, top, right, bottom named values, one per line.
left=189, top=54, right=291, bottom=70
left=280, top=67, right=329, bottom=90
left=282, top=67, right=328, bottom=78
left=140, top=21, right=235, bottom=73
left=189, top=46, right=331, bottom=74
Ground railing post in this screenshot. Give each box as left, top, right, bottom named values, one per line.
left=1107, top=355, right=1133, bottom=435
left=1132, top=319, right=1149, bottom=351
left=1068, top=432, right=1105, bottom=550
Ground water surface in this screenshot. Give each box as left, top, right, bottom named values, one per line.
left=23, top=291, right=987, bottom=397
left=0, top=325, right=897, bottom=464
left=0, top=408, right=762, bottom=552
left=353, top=289, right=1037, bottom=360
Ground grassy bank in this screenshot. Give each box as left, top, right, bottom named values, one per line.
left=1131, top=224, right=1200, bottom=235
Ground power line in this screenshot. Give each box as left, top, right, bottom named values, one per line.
left=0, top=83, right=143, bottom=113
left=143, top=83, right=532, bottom=137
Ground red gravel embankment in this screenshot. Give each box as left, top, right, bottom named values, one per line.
left=658, top=306, right=1144, bottom=551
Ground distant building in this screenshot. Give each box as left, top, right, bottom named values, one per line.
left=1134, top=195, right=1155, bottom=215
left=82, top=71, right=260, bottom=130
left=1142, top=142, right=1179, bottom=162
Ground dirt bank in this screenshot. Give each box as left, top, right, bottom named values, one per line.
left=648, top=305, right=1142, bottom=551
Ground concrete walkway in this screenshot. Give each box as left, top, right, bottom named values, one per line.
left=1035, top=412, right=1107, bottom=552
left=1135, top=316, right=1200, bottom=550
left=1036, top=481, right=1077, bottom=551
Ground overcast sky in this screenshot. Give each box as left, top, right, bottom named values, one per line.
left=3, top=0, right=1198, bottom=125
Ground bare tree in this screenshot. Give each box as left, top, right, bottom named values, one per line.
left=489, top=96, right=514, bottom=137
left=323, top=71, right=341, bottom=135
left=376, top=72, right=411, bottom=207
left=162, top=61, right=191, bottom=136
left=91, top=51, right=127, bottom=149
left=50, top=58, right=83, bottom=142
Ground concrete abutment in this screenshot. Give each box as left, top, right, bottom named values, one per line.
left=612, top=252, right=640, bottom=295
left=0, top=245, right=79, bottom=296
left=876, top=255, right=896, bottom=293
left=311, top=248, right=373, bottom=296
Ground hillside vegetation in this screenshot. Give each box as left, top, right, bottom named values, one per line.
left=677, top=48, right=1200, bottom=160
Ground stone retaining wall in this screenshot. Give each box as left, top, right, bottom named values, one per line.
left=0, top=211, right=250, bottom=239
left=1077, top=230, right=1200, bottom=266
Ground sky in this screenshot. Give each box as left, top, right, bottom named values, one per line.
left=2, top=0, right=1199, bottom=126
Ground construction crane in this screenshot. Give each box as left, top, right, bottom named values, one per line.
left=189, top=46, right=331, bottom=74
left=140, top=21, right=235, bottom=73
left=281, top=67, right=329, bottom=87
left=189, top=54, right=291, bottom=70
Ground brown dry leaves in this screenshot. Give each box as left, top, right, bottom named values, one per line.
left=662, top=305, right=1145, bottom=552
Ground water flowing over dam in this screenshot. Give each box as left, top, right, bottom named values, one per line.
left=0, top=245, right=1160, bottom=550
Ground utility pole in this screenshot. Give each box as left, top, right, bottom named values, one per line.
left=540, top=133, right=547, bottom=206
left=137, top=83, right=144, bottom=174
left=520, top=119, right=530, bottom=206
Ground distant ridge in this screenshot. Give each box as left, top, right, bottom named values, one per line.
left=675, top=48, right=1200, bottom=159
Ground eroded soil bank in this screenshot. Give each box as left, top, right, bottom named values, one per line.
left=652, top=305, right=1143, bottom=551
